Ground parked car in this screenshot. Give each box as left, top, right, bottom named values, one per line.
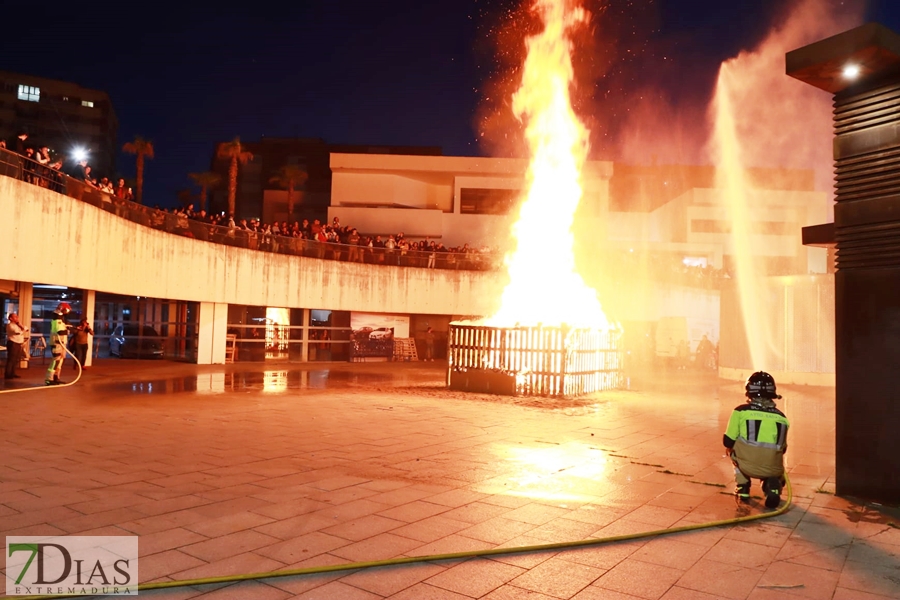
left=369, top=327, right=394, bottom=340
left=109, top=324, right=165, bottom=359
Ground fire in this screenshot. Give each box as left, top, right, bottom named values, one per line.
left=487, top=0, right=610, bottom=330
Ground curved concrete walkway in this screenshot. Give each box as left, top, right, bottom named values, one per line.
left=1, top=361, right=897, bottom=599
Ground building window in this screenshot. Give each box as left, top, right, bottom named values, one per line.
left=690, top=219, right=797, bottom=235
left=17, top=85, right=40, bottom=102
left=82, top=100, right=94, bottom=108
left=753, top=221, right=795, bottom=235
left=691, top=219, right=731, bottom=234
left=459, top=188, right=521, bottom=215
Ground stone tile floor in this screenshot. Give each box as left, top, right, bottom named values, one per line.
left=1, top=360, right=898, bottom=599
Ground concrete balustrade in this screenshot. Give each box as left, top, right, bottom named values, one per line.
left=0, top=176, right=503, bottom=316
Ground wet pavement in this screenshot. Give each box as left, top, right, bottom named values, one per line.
left=1, top=359, right=898, bottom=599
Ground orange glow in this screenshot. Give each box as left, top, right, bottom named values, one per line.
left=487, top=0, right=610, bottom=330
left=480, top=441, right=608, bottom=502
left=263, top=370, right=288, bottom=393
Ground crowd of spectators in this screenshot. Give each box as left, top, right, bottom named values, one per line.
left=606, top=249, right=728, bottom=289
left=1, top=133, right=66, bottom=192
left=148, top=207, right=501, bottom=269
left=1, top=132, right=131, bottom=201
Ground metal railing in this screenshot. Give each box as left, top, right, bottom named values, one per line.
left=0, top=146, right=501, bottom=271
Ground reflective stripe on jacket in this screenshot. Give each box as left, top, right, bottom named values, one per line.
left=723, top=403, right=789, bottom=452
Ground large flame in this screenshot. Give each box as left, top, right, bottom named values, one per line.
left=487, top=0, right=609, bottom=330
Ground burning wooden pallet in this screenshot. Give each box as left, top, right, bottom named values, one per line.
left=448, top=322, right=623, bottom=397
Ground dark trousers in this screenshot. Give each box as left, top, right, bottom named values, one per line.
left=74, top=343, right=89, bottom=369
left=4, top=341, right=23, bottom=378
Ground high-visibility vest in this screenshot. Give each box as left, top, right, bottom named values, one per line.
left=724, top=403, right=789, bottom=451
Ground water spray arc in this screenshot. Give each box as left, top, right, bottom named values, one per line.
left=712, top=65, right=781, bottom=371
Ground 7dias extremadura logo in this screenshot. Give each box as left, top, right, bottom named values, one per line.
left=6, top=536, right=139, bottom=596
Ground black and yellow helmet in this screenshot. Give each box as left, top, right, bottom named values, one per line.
left=745, top=371, right=781, bottom=400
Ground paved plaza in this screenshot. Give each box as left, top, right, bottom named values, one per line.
left=1, top=360, right=898, bottom=599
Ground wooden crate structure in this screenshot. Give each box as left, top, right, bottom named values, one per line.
left=448, top=322, right=622, bottom=397
left=224, top=334, right=237, bottom=363
left=393, top=338, right=419, bottom=362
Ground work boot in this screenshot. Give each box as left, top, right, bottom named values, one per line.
left=763, top=477, right=782, bottom=508
left=735, top=482, right=751, bottom=503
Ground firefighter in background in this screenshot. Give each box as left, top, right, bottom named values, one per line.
left=723, top=371, right=790, bottom=508
left=46, top=302, right=74, bottom=385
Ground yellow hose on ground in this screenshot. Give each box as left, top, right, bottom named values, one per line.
left=0, top=345, right=82, bottom=395
left=4, top=477, right=792, bottom=599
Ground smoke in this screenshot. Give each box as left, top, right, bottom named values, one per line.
left=707, top=0, right=864, bottom=192
left=475, top=0, right=865, bottom=188
left=615, top=89, right=709, bottom=165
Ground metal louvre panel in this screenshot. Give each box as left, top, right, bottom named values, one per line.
left=835, top=221, right=900, bottom=269
left=833, top=83, right=900, bottom=271
left=834, top=81, right=900, bottom=135
left=834, top=148, right=900, bottom=201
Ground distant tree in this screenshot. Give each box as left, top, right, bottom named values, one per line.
left=216, top=137, right=253, bottom=217
left=268, top=164, right=308, bottom=218
left=177, top=188, right=197, bottom=208
left=189, top=171, right=221, bottom=212
left=122, top=136, right=154, bottom=205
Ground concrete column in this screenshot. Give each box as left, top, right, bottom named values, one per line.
left=83, top=289, right=95, bottom=367
left=17, top=282, right=33, bottom=369
left=197, top=302, right=228, bottom=364
left=789, top=23, right=900, bottom=503
left=300, top=308, right=310, bottom=362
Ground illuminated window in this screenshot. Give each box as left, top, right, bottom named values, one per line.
left=683, top=256, right=708, bottom=268
left=17, top=85, right=40, bottom=102
left=82, top=100, right=94, bottom=108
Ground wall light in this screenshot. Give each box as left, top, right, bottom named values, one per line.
left=842, top=64, right=861, bottom=80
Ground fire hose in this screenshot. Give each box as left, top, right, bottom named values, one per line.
left=5, top=475, right=792, bottom=600
left=0, top=341, right=793, bottom=598
left=0, top=344, right=82, bottom=395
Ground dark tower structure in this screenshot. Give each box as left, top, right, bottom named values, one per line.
left=789, top=23, right=900, bottom=503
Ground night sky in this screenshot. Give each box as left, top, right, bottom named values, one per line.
left=3, top=0, right=899, bottom=207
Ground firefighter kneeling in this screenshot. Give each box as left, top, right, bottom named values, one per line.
left=45, top=302, right=74, bottom=386
left=723, top=371, right=790, bottom=508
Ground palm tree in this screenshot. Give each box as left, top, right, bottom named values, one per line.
left=216, top=138, right=253, bottom=217
left=189, top=171, right=221, bottom=212
left=268, top=164, right=308, bottom=218
left=176, top=188, right=196, bottom=208
left=122, top=136, right=154, bottom=205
